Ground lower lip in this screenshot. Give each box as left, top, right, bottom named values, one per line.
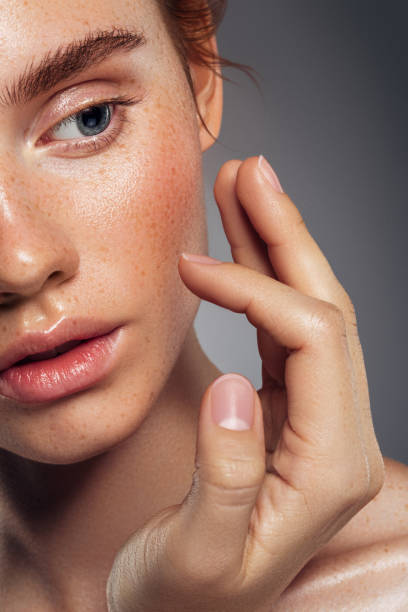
left=0, top=327, right=123, bottom=404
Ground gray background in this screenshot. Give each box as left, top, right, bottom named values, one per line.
left=194, top=1, right=408, bottom=464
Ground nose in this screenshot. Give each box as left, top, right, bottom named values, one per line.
left=0, top=194, right=79, bottom=306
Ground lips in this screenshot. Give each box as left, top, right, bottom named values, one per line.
left=0, top=318, right=122, bottom=373
left=0, top=326, right=124, bottom=403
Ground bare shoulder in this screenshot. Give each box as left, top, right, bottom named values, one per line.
left=273, top=456, right=408, bottom=611
left=274, top=536, right=408, bottom=610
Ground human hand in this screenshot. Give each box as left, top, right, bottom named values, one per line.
left=106, top=155, right=385, bottom=612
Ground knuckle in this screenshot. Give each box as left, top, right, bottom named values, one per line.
left=313, top=455, right=385, bottom=520
left=342, top=455, right=385, bottom=508
left=307, top=300, right=346, bottom=342
left=338, top=480, right=368, bottom=511
left=347, top=476, right=371, bottom=507
left=341, top=287, right=356, bottom=314
left=330, top=457, right=372, bottom=507
left=368, top=455, right=386, bottom=499
left=202, top=455, right=265, bottom=498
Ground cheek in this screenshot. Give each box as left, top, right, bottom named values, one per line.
left=120, top=105, right=203, bottom=249
left=100, top=117, right=204, bottom=284
left=67, top=103, right=207, bottom=342
left=132, top=123, right=205, bottom=267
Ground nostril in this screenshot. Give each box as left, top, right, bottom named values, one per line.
left=47, top=270, right=65, bottom=287
left=0, top=292, right=19, bottom=307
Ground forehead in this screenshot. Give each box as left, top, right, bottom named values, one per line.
left=0, top=0, right=162, bottom=73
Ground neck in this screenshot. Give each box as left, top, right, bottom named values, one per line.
left=0, top=326, right=222, bottom=611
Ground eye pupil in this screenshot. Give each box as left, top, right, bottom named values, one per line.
left=77, top=104, right=111, bottom=136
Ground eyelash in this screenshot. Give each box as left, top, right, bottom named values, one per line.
left=39, top=94, right=140, bottom=155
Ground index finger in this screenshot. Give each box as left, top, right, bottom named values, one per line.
left=179, top=256, right=360, bottom=460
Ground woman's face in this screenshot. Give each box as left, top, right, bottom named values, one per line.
left=0, top=0, right=209, bottom=463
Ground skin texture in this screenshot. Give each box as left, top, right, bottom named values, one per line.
left=0, top=1, right=407, bottom=611
left=103, top=158, right=397, bottom=611
left=0, top=0, right=223, bottom=608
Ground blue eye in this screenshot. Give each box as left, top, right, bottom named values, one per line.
left=39, top=94, right=140, bottom=156
left=53, top=103, right=112, bottom=139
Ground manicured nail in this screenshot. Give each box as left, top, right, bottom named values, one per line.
left=258, top=155, right=284, bottom=193
left=181, top=253, right=222, bottom=265
left=211, top=374, right=254, bottom=431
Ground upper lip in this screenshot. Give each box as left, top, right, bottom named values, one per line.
left=0, top=318, right=120, bottom=373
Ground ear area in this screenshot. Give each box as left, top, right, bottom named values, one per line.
left=189, top=35, right=224, bottom=152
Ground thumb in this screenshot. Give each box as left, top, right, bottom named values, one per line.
left=174, top=373, right=266, bottom=579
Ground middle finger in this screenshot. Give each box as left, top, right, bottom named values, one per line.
left=215, top=156, right=344, bottom=305
left=214, top=155, right=380, bottom=476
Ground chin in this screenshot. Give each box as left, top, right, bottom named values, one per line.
left=0, top=380, right=155, bottom=465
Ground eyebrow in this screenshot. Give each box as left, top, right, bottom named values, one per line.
left=0, top=26, right=146, bottom=108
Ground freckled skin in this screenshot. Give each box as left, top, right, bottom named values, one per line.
left=2, top=2, right=408, bottom=611
left=0, top=0, right=223, bottom=608
left=0, top=0, right=208, bottom=463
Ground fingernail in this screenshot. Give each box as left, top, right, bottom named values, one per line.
left=258, top=155, right=284, bottom=193
left=181, top=252, right=222, bottom=265
left=211, top=374, right=254, bottom=431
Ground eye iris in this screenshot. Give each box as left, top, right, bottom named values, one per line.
left=77, top=104, right=111, bottom=137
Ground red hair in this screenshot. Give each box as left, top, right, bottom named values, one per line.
left=157, top=1, right=258, bottom=138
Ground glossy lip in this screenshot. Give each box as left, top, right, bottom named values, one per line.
left=0, top=326, right=125, bottom=404
left=0, top=317, right=122, bottom=373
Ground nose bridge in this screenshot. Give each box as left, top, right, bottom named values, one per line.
left=0, top=164, right=79, bottom=301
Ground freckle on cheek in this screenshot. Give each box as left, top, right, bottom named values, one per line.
left=142, top=151, right=198, bottom=260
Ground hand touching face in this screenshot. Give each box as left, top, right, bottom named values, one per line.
left=106, top=155, right=385, bottom=612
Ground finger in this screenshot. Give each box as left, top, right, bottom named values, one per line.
left=235, top=156, right=344, bottom=303
left=178, top=256, right=364, bottom=464
left=170, top=373, right=267, bottom=585
left=232, top=156, right=381, bottom=479
left=214, top=160, right=287, bottom=389
left=178, top=256, right=384, bottom=582
left=213, top=159, right=276, bottom=279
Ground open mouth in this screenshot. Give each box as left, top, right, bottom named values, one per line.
left=14, top=339, right=87, bottom=366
